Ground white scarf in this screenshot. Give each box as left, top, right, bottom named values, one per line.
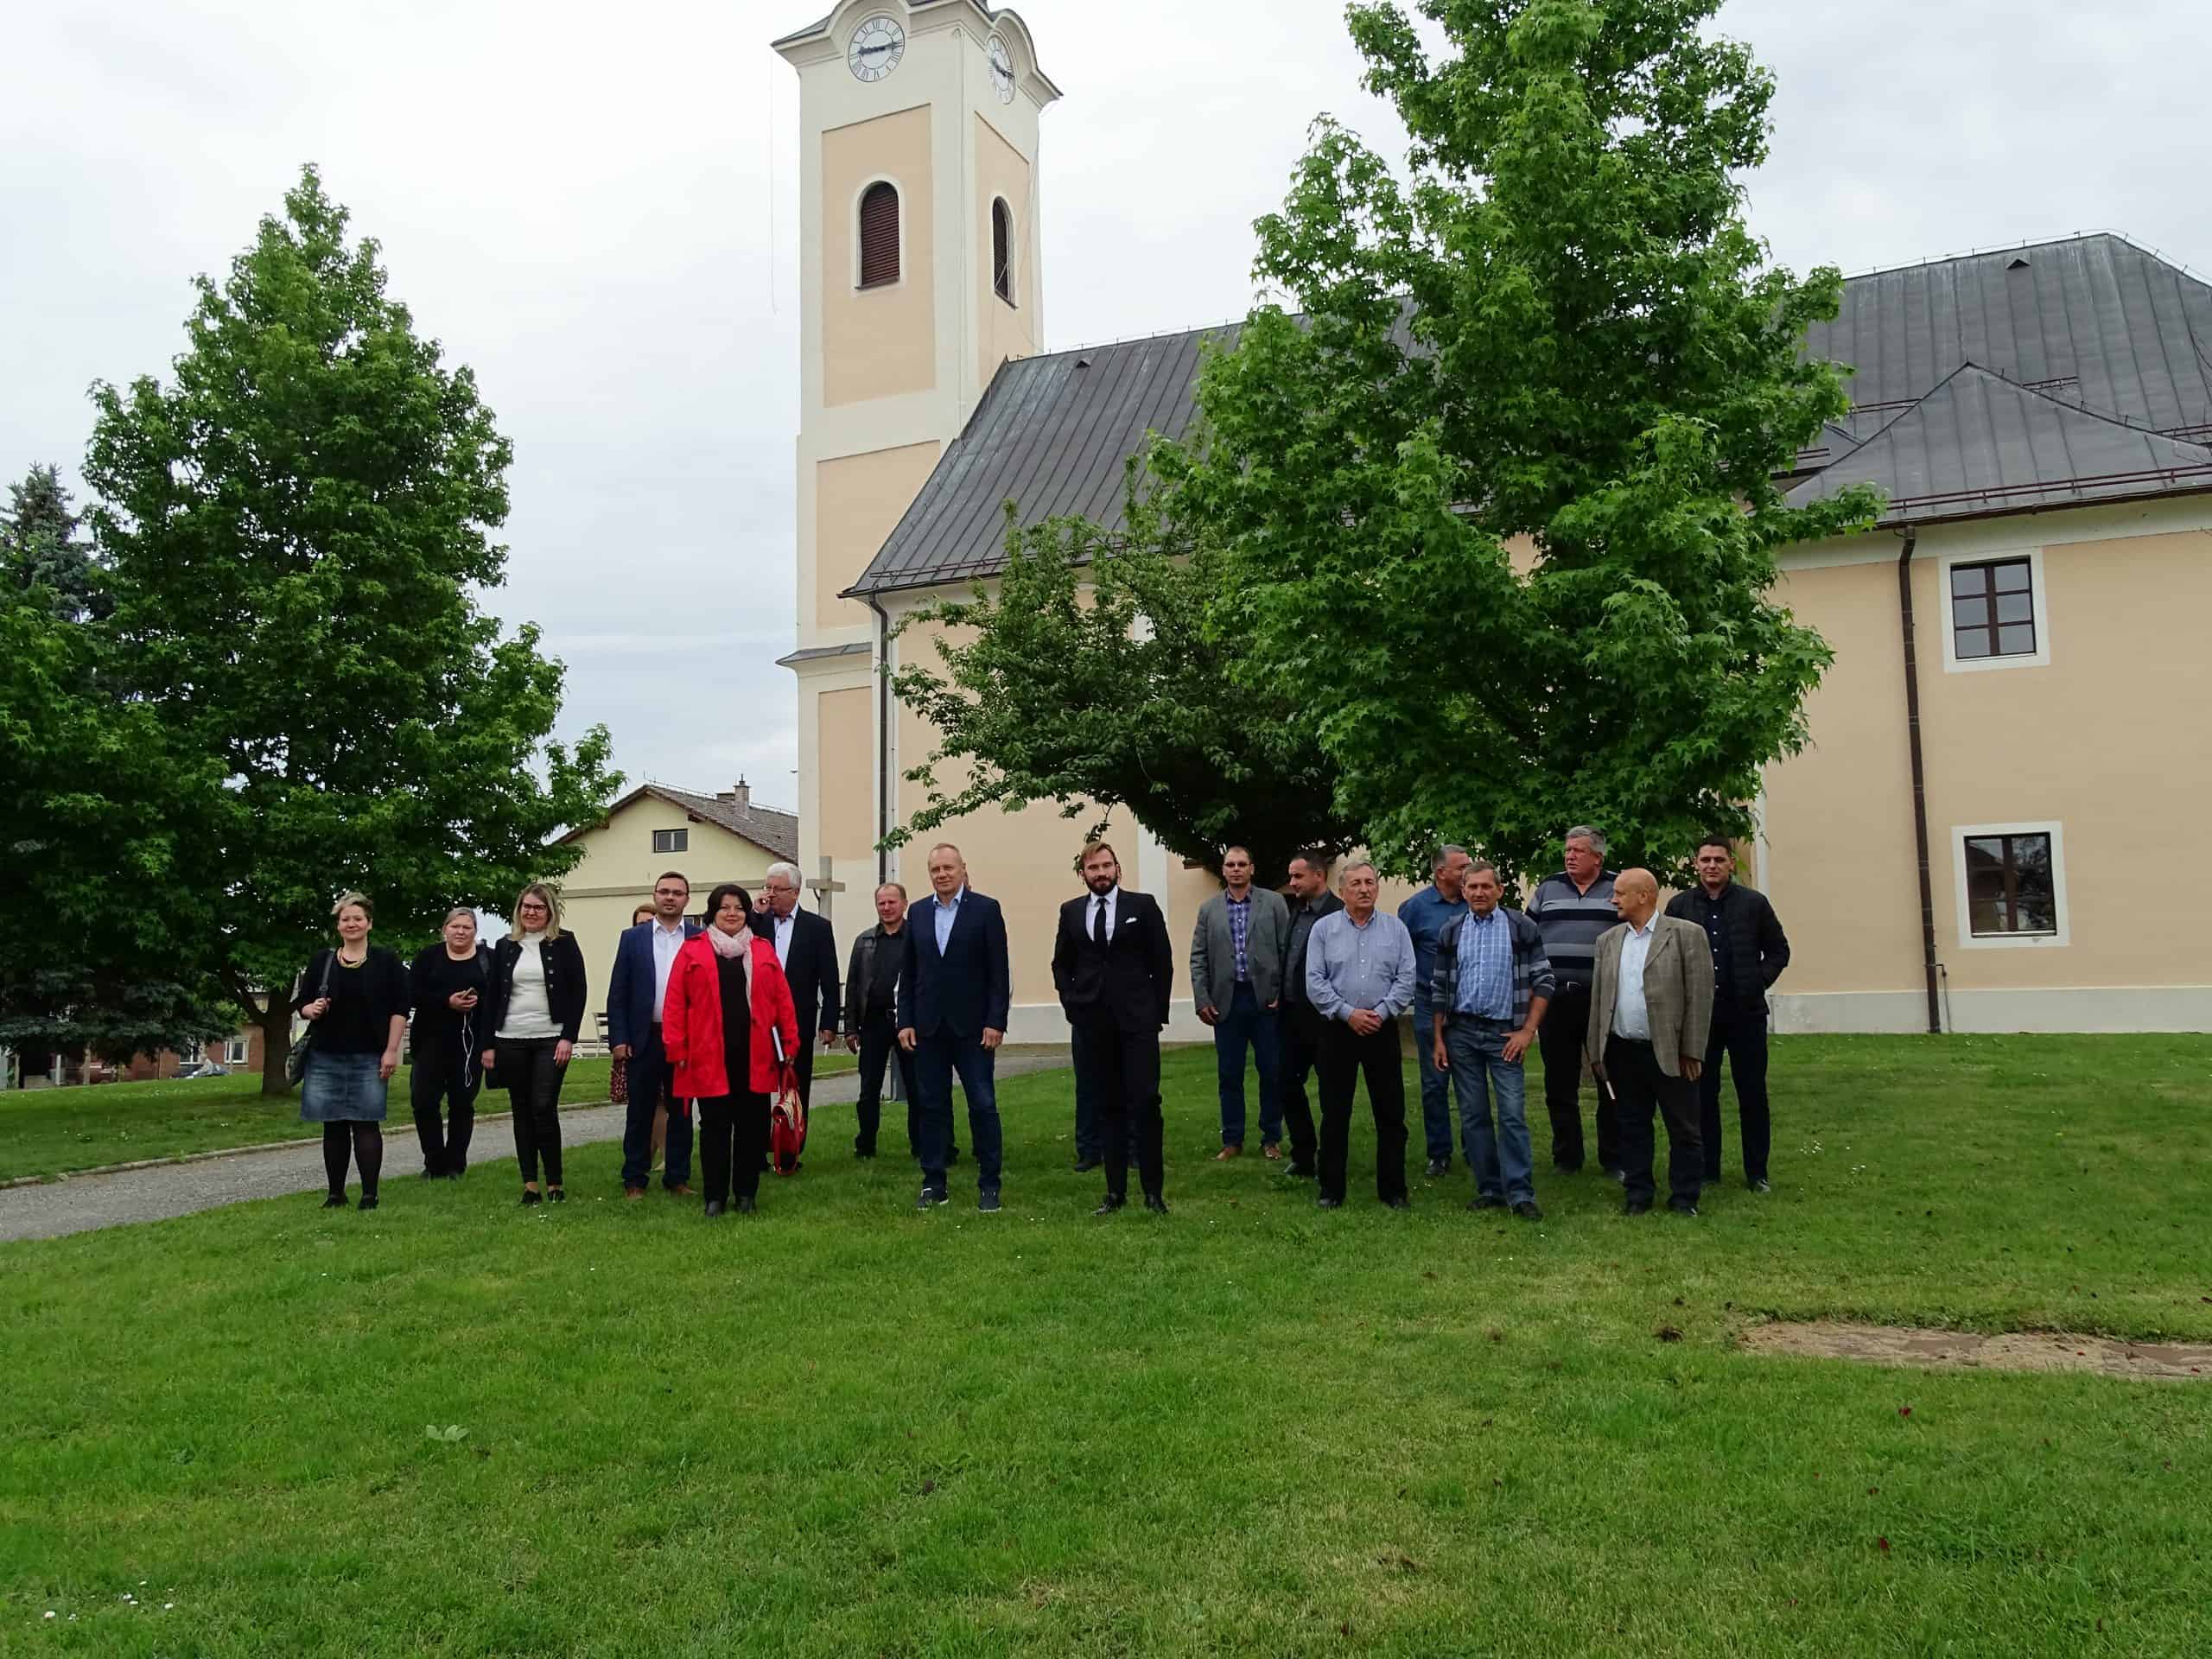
left=706, top=922, right=753, bottom=990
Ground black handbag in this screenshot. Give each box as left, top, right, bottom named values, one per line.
left=285, top=952, right=334, bottom=1085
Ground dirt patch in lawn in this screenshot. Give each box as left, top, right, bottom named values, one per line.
left=1741, top=1321, right=2212, bottom=1380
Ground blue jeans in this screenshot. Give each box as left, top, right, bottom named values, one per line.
left=1213, top=982, right=1282, bottom=1147
left=1412, top=1003, right=1454, bottom=1161
left=916, top=1033, right=1002, bottom=1193
left=1444, top=1017, right=1535, bottom=1205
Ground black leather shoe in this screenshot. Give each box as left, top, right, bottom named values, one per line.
left=1513, top=1199, right=1544, bottom=1221
left=735, top=1196, right=756, bottom=1214
left=1382, top=1196, right=1412, bottom=1211
left=703, top=1200, right=726, bottom=1217
left=1467, top=1196, right=1506, bottom=1211
left=1091, top=1195, right=1126, bottom=1217
left=520, top=1190, right=541, bottom=1206
left=1073, top=1156, right=1103, bottom=1174
left=1554, top=1160, right=1584, bottom=1175
left=1316, top=1196, right=1343, bottom=1210
left=1284, top=1164, right=1316, bottom=1179
left=1602, top=1166, right=1628, bottom=1184
left=321, top=1193, right=347, bottom=1209
left=547, top=1188, right=566, bottom=1204
left=1667, top=1199, right=1700, bottom=1217
left=1424, top=1156, right=1451, bottom=1178
left=1624, top=1199, right=1652, bottom=1216
left=917, top=1186, right=949, bottom=1210
left=854, top=1146, right=876, bottom=1160
left=357, top=1194, right=378, bottom=1211
left=1144, top=1194, right=1169, bottom=1214
left=1750, top=1177, right=1771, bottom=1193
left=977, top=1189, right=1002, bottom=1213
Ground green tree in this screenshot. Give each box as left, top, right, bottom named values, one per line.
left=84, top=165, right=619, bottom=1092
left=890, top=499, right=1362, bottom=883
left=3, top=463, right=106, bottom=621
left=1152, top=0, right=1879, bottom=887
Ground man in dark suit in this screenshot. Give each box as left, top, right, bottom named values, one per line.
left=898, top=842, right=1013, bottom=1212
left=753, top=861, right=841, bottom=1108
left=607, top=870, right=702, bottom=1198
left=1052, top=840, right=1173, bottom=1215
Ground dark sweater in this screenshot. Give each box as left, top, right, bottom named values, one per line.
left=293, top=946, right=410, bottom=1055
left=410, top=944, right=491, bottom=1053
left=1665, top=880, right=1790, bottom=1006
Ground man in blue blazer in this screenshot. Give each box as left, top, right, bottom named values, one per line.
left=607, top=870, right=702, bottom=1198
left=898, top=842, right=1012, bottom=1212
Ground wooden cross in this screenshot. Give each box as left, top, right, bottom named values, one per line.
left=804, top=856, right=846, bottom=927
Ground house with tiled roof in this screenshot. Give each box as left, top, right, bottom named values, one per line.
left=554, top=779, right=800, bottom=1039
left=775, top=0, right=2211, bottom=1034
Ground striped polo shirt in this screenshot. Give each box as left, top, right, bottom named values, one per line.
left=1526, top=870, right=1618, bottom=992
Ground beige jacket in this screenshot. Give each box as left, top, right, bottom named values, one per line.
left=1585, top=915, right=1715, bottom=1078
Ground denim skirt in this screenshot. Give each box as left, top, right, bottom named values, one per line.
left=300, top=1049, right=390, bottom=1123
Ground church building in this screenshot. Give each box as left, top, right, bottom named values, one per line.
left=774, top=0, right=2212, bottom=1038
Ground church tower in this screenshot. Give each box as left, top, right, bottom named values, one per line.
left=772, top=3, right=1059, bottom=904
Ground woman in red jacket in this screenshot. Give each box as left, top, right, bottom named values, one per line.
left=662, top=882, right=799, bottom=1217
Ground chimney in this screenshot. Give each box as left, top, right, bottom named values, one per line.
left=725, top=774, right=749, bottom=807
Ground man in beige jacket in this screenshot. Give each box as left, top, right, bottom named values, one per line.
left=1586, top=869, right=1714, bottom=1216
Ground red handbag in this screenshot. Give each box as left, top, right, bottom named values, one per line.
left=766, top=1028, right=804, bottom=1174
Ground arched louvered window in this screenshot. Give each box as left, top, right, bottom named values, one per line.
left=991, top=198, right=1014, bottom=303
left=858, top=181, right=900, bottom=288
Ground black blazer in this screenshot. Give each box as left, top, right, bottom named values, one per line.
left=483, top=931, right=588, bottom=1044
left=897, top=889, right=1013, bottom=1039
left=1664, top=881, right=1790, bottom=1008
left=1052, top=888, right=1173, bottom=1033
left=751, top=906, right=842, bottom=1038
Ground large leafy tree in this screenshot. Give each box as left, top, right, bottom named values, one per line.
left=890, top=499, right=1362, bottom=883
left=85, top=166, right=619, bottom=1092
left=1153, top=0, right=1879, bottom=886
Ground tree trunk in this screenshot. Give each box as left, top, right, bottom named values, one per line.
left=256, top=994, right=296, bottom=1096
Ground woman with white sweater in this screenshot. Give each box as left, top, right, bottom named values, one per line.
left=482, top=882, right=588, bottom=1205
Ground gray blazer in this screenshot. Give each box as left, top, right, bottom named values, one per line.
left=1190, top=887, right=1293, bottom=1013
left=1585, top=915, right=1715, bottom=1078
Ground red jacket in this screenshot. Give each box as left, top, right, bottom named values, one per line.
left=660, top=931, right=799, bottom=1100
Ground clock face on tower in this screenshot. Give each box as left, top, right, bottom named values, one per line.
left=849, top=14, right=905, bottom=82
left=986, top=35, right=1015, bottom=104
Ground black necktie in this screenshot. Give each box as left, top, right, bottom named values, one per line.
left=1092, top=896, right=1107, bottom=945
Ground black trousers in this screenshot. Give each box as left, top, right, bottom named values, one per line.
left=409, top=1039, right=479, bottom=1175
left=1315, top=1019, right=1408, bottom=1205
left=853, top=1010, right=919, bottom=1154
left=793, top=1022, right=820, bottom=1108
left=499, top=1036, right=568, bottom=1186
left=1537, top=982, right=1618, bottom=1171
left=698, top=1091, right=768, bottom=1205
left=1275, top=1002, right=1324, bottom=1172
left=1604, top=1035, right=1702, bottom=1210
left=1700, top=999, right=1772, bottom=1183
left=1072, top=1013, right=1165, bottom=1201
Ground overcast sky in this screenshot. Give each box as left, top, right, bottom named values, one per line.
left=6, top=0, right=2206, bottom=823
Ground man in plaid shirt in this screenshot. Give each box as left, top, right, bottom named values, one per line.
left=1429, top=860, right=1554, bottom=1219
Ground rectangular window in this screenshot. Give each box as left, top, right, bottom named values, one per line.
left=653, top=828, right=689, bottom=854
left=1961, top=831, right=2057, bottom=937
left=224, top=1037, right=249, bottom=1065
left=1949, top=557, right=2037, bottom=661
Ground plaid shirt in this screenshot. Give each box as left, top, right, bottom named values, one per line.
left=1451, top=908, right=1516, bottom=1020
left=1430, top=906, right=1555, bottom=1029
left=1225, top=893, right=1252, bottom=981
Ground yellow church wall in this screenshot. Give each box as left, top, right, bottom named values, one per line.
left=813, top=439, right=942, bottom=631
left=974, top=111, right=1037, bottom=387
left=817, top=685, right=875, bottom=873
left=821, top=105, right=936, bottom=409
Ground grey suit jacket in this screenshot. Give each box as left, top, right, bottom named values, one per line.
left=1190, top=887, right=1293, bottom=1013
left=1586, top=915, right=1715, bottom=1078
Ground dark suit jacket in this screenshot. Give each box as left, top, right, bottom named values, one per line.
left=753, top=906, right=842, bottom=1040
left=896, top=888, right=1012, bottom=1039
left=1052, top=888, right=1173, bottom=1033
left=605, top=919, right=700, bottom=1049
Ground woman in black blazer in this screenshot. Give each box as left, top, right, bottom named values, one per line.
left=482, top=882, right=588, bottom=1205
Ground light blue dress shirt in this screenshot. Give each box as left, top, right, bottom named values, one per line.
left=1611, top=918, right=1656, bottom=1039
left=931, top=885, right=966, bottom=953
left=1306, top=909, right=1418, bottom=1022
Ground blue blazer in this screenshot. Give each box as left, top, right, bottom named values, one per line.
left=897, top=889, right=1012, bottom=1039
left=606, top=918, right=701, bottom=1049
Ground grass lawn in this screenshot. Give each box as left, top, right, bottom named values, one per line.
left=0, top=1051, right=860, bottom=1184
left=3, top=1033, right=2209, bottom=1656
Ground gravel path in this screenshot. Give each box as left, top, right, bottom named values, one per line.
left=0, top=1052, right=1071, bottom=1244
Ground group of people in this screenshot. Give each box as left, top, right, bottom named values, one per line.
left=290, top=825, right=1789, bottom=1223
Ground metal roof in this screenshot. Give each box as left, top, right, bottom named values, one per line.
left=846, top=233, right=2212, bottom=594
left=1783, top=362, right=2212, bottom=525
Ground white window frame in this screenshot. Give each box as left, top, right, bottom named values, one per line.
left=1950, top=819, right=2069, bottom=950
left=224, top=1036, right=249, bottom=1065
left=1938, top=545, right=2051, bottom=674
left=851, top=174, right=907, bottom=292
left=653, top=828, right=689, bottom=855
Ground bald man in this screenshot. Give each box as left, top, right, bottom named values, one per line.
left=1585, top=868, right=1714, bottom=1216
